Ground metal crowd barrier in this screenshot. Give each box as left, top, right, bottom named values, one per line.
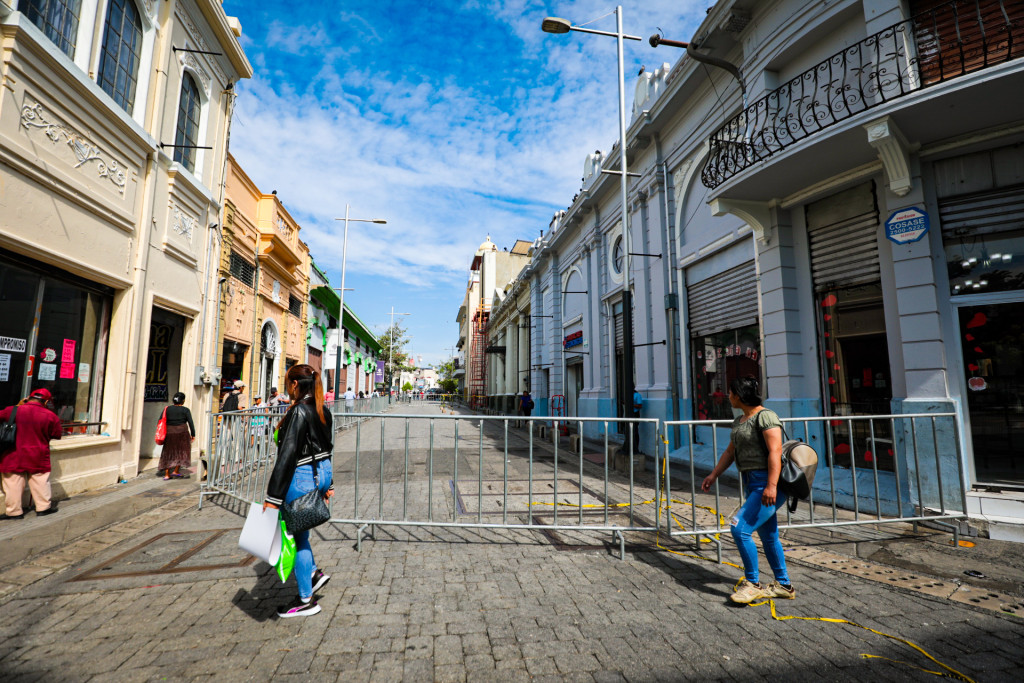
left=330, top=414, right=661, bottom=558
left=662, top=412, right=969, bottom=556
left=200, top=407, right=969, bottom=558
left=200, top=398, right=391, bottom=509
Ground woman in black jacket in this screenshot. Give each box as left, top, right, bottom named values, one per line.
left=262, top=364, right=334, bottom=618
left=159, top=392, right=195, bottom=480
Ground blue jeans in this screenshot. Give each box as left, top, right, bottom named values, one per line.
left=730, top=469, right=790, bottom=585
left=285, top=460, right=333, bottom=599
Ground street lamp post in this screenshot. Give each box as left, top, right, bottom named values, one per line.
left=386, top=306, right=411, bottom=403
left=333, top=205, right=386, bottom=398
left=542, top=7, right=643, bottom=433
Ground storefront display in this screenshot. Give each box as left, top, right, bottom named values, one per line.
left=692, top=325, right=760, bottom=420
left=0, top=251, right=111, bottom=435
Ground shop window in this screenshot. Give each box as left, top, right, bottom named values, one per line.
left=692, top=324, right=760, bottom=421
left=18, top=0, right=81, bottom=58
left=97, top=0, right=143, bottom=114
left=229, top=251, right=255, bottom=287
left=173, top=73, right=202, bottom=173
left=0, top=253, right=111, bottom=436
left=818, top=283, right=895, bottom=472
left=946, top=230, right=1024, bottom=295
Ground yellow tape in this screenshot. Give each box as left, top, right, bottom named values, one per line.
left=652, top=456, right=975, bottom=682
left=524, top=453, right=976, bottom=681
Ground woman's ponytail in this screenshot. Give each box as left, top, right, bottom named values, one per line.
left=312, top=369, right=326, bottom=424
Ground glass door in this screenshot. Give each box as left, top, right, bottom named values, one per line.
left=958, top=301, right=1024, bottom=486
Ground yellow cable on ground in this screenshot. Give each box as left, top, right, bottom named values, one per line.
left=745, top=598, right=976, bottom=682
left=648, top=447, right=976, bottom=683
left=523, top=435, right=978, bottom=681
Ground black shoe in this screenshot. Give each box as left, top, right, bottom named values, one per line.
left=277, top=597, right=320, bottom=618
left=36, top=505, right=58, bottom=516
left=0, top=513, right=25, bottom=520
left=312, top=569, right=330, bottom=593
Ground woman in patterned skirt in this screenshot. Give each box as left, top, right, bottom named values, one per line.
left=159, top=392, right=195, bottom=480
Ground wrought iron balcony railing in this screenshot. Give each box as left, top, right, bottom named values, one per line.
left=701, top=0, right=1024, bottom=189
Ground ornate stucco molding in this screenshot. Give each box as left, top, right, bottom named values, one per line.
left=174, top=1, right=228, bottom=86
left=179, top=50, right=212, bottom=94
left=171, top=204, right=197, bottom=241
left=20, top=101, right=127, bottom=195
left=864, top=116, right=913, bottom=197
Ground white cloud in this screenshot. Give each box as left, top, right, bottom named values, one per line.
left=226, top=0, right=712, bottom=361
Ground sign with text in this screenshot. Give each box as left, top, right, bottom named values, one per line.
left=62, top=339, right=76, bottom=363
left=563, top=330, right=584, bottom=350
left=0, top=337, right=26, bottom=353
left=885, top=207, right=930, bottom=244
left=374, top=360, right=385, bottom=383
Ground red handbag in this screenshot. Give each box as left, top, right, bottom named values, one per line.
left=155, top=408, right=167, bottom=445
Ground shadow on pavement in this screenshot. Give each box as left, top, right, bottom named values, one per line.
left=632, top=546, right=738, bottom=600
left=231, top=564, right=288, bottom=622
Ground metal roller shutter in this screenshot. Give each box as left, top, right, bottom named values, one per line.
left=938, top=185, right=1024, bottom=239
left=687, top=261, right=759, bottom=338
left=807, top=182, right=880, bottom=290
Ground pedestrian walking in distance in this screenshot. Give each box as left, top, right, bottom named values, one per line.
left=263, top=364, right=334, bottom=618
left=343, top=386, right=356, bottom=413
left=159, top=392, right=195, bottom=480
left=221, top=380, right=245, bottom=411
left=701, top=376, right=796, bottom=603
left=0, top=388, right=62, bottom=520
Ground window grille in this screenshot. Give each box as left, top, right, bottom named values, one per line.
left=173, top=73, right=201, bottom=172
left=229, top=252, right=254, bottom=287
left=18, top=0, right=81, bottom=58
left=97, top=0, right=142, bottom=114
left=288, top=294, right=302, bottom=317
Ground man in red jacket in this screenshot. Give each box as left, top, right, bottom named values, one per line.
left=0, top=388, right=62, bottom=520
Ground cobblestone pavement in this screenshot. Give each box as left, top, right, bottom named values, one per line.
left=1, top=404, right=1022, bottom=682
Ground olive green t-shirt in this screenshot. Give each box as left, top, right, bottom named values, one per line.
left=730, top=408, right=783, bottom=472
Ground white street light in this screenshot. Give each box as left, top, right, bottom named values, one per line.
left=332, top=205, right=387, bottom=397
left=542, top=6, right=642, bottom=428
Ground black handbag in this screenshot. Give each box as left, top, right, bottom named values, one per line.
left=0, top=406, right=17, bottom=451
left=281, top=466, right=330, bottom=534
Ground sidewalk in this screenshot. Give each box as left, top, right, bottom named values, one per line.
left=0, top=416, right=1022, bottom=681
left=0, top=471, right=198, bottom=600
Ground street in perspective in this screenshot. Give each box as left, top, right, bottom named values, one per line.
left=2, top=0, right=1024, bottom=681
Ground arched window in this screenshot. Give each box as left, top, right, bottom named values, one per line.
left=97, top=0, right=143, bottom=114
left=18, top=0, right=81, bottom=58
left=173, top=74, right=201, bottom=172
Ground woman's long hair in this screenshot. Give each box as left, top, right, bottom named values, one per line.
left=284, top=364, right=327, bottom=424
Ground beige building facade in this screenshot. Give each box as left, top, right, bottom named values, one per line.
left=218, top=155, right=310, bottom=405
left=0, top=0, right=251, bottom=500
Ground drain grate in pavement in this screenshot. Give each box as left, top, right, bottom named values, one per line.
left=784, top=545, right=1024, bottom=617
left=70, top=529, right=254, bottom=581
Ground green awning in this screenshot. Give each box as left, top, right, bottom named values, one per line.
left=309, top=285, right=340, bottom=319
left=308, top=286, right=383, bottom=354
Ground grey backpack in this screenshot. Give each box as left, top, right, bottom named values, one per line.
left=756, top=412, right=819, bottom=512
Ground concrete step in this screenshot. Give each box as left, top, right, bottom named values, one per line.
left=966, top=489, right=1024, bottom=542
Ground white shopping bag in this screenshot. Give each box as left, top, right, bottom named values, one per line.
left=238, top=502, right=282, bottom=565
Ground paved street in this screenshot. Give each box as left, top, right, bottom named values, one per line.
left=1, top=404, right=1022, bottom=682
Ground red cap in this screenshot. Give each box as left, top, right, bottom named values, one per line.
left=29, top=388, right=52, bottom=401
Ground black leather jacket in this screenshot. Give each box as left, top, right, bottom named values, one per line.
left=265, top=400, right=333, bottom=507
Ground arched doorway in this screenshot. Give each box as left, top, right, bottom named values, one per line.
left=259, top=321, right=279, bottom=402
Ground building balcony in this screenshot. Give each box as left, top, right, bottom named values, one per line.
left=702, top=0, right=1024, bottom=192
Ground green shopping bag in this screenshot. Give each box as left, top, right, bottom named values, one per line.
left=275, top=519, right=296, bottom=583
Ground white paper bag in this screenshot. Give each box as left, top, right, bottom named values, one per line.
left=238, top=502, right=282, bottom=565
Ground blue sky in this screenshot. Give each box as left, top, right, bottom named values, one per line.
left=221, top=1, right=711, bottom=367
